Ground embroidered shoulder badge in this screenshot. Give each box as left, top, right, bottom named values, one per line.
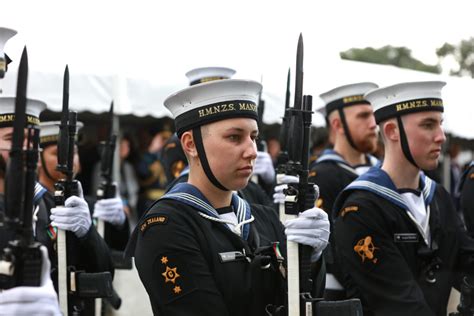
left=160, top=256, right=183, bottom=295
left=341, top=205, right=358, bottom=217
left=354, top=236, right=378, bottom=264
left=470, top=172, right=474, bottom=179
left=140, top=215, right=168, bottom=234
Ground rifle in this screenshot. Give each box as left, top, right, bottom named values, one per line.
left=276, top=33, right=318, bottom=316
left=55, top=66, right=113, bottom=315
left=0, top=47, right=42, bottom=290
left=94, top=101, right=126, bottom=312
left=96, top=102, right=117, bottom=236
left=276, top=68, right=291, bottom=179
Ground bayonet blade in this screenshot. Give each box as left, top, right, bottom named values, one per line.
left=293, top=33, right=304, bottom=110
left=57, top=65, right=70, bottom=171
left=5, top=47, right=28, bottom=220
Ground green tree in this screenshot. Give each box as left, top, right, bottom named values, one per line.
left=436, top=38, right=474, bottom=78
left=340, top=46, right=441, bottom=74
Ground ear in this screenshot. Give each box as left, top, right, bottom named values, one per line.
left=382, top=119, right=399, bottom=142
left=330, top=116, right=344, bottom=135
left=181, top=131, right=197, bottom=158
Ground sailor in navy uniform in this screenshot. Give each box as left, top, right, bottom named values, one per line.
left=304, top=83, right=379, bottom=299
left=126, top=79, right=330, bottom=315
left=163, top=67, right=274, bottom=206
left=333, top=81, right=474, bottom=316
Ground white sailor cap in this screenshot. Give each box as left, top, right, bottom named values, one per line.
left=319, top=82, right=378, bottom=116
left=0, top=96, right=46, bottom=127
left=364, top=81, right=445, bottom=124
left=39, top=120, right=84, bottom=148
left=164, top=79, right=262, bottom=137
left=185, top=67, right=236, bottom=86
left=0, top=27, right=17, bottom=77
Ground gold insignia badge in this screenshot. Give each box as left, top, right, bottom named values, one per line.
left=162, top=266, right=180, bottom=284
left=470, top=173, right=474, bottom=179
left=341, top=205, right=358, bottom=217
left=354, top=236, right=378, bottom=263
left=316, top=198, right=323, bottom=208
left=309, top=170, right=317, bottom=178
left=160, top=256, right=186, bottom=295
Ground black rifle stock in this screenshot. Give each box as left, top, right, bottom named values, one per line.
left=0, top=47, right=43, bottom=290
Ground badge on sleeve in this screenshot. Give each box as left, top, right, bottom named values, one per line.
left=156, top=254, right=197, bottom=303
left=354, top=236, right=378, bottom=264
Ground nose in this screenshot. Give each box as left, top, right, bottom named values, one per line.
left=243, top=136, right=257, bottom=161
left=368, top=114, right=377, bottom=130
left=435, top=126, right=446, bottom=144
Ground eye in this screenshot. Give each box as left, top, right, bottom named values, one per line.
left=227, top=134, right=241, bottom=142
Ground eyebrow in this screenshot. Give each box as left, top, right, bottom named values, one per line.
left=225, top=127, right=259, bottom=134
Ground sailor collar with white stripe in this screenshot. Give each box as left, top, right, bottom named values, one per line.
left=316, top=149, right=379, bottom=175
left=33, top=182, right=48, bottom=204
left=161, top=182, right=252, bottom=240
left=340, top=167, right=436, bottom=211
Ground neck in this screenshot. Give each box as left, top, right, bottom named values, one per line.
left=188, top=167, right=232, bottom=209
left=381, top=150, right=420, bottom=190
left=334, top=139, right=366, bottom=166
left=38, top=174, right=55, bottom=192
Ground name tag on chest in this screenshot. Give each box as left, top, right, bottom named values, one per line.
left=394, top=233, right=419, bottom=243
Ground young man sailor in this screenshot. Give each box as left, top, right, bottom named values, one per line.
left=334, top=81, right=474, bottom=316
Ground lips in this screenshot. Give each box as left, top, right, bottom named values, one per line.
left=238, top=165, right=253, bottom=172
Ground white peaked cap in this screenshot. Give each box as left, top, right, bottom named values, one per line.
left=0, top=96, right=46, bottom=127
left=39, top=120, right=84, bottom=147
left=164, top=79, right=262, bottom=137
left=319, top=82, right=378, bottom=116
left=364, top=81, right=446, bottom=123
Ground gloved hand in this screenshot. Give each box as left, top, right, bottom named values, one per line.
left=284, top=207, right=330, bottom=261
left=0, top=246, right=61, bottom=315
left=50, top=195, right=92, bottom=238
left=273, top=175, right=299, bottom=204
left=253, top=151, right=275, bottom=184
left=93, top=197, right=126, bottom=227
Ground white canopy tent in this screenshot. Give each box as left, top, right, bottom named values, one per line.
left=1, top=58, right=473, bottom=139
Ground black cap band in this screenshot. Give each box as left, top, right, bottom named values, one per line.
left=40, top=135, right=59, bottom=148
left=175, top=100, right=258, bottom=138
left=375, top=98, right=443, bottom=124
left=0, top=113, right=40, bottom=128
left=325, top=94, right=368, bottom=115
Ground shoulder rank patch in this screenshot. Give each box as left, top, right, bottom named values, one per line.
left=309, top=170, right=317, bottom=178
left=470, top=173, right=474, bottom=179
left=341, top=205, right=358, bottom=217
left=354, top=236, right=378, bottom=264
left=156, top=254, right=197, bottom=303
left=140, top=215, right=168, bottom=233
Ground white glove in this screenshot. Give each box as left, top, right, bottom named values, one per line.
left=93, top=197, right=126, bottom=227
left=0, top=246, right=61, bottom=315
left=253, top=151, right=275, bottom=184
left=285, top=207, right=330, bottom=261
left=273, top=175, right=299, bottom=204
left=50, top=195, right=92, bottom=238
